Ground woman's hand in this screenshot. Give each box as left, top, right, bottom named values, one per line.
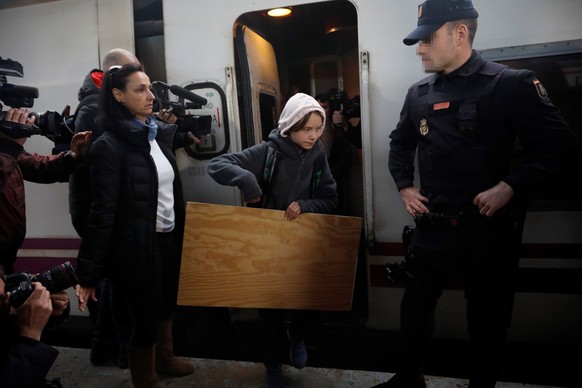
left=75, top=285, right=97, bottom=312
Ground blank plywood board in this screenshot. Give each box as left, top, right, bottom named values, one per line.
left=178, top=202, right=362, bottom=310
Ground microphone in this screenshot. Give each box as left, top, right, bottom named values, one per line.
left=169, top=85, right=207, bottom=106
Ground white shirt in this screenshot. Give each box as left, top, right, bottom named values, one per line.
left=150, top=139, right=175, bottom=232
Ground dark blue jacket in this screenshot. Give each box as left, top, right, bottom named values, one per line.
left=389, top=51, right=574, bottom=210
left=208, top=128, right=337, bottom=214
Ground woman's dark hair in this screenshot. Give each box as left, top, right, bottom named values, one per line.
left=97, top=63, right=144, bottom=129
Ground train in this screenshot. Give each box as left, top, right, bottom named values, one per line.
left=1, top=0, right=581, bottom=346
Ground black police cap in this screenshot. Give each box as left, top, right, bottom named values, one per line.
left=403, top=0, right=479, bottom=45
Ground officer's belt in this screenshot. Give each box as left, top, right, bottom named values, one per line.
left=414, top=210, right=513, bottom=227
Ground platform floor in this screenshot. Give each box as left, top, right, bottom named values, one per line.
left=40, top=309, right=576, bottom=388
left=47, top=346, right=559, bottom=388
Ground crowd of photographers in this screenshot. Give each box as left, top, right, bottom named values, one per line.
left=0, top=106, right=90, bottom=387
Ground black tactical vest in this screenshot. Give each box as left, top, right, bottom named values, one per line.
left=409, top=61, right=509, bottom=201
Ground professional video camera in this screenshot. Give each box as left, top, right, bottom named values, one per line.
left=152, top=81, right=212, bottom=137
left=0, top=57, right=74, bottom=150
left=3, top=261, right=79, bottom=308
left=328, top=89, right=361, bottom=119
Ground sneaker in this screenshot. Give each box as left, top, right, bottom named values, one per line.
left=265, top=363, right=284, bottom=388
left=371, top=373, right=426, bottom=388
left=287, top=329, right=307, bottom=369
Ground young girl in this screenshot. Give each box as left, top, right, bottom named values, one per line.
left=207, top=92, right=338, bottom=387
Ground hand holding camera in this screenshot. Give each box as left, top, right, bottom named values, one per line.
left=50, top=291, right=70, bottom=317
left=10, top=282, right=53, bottom=341
left=3, top=261, right=79, bottom=308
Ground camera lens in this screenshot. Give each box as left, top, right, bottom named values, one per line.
left=33, top=261, right=79, bottom=294
left=28, top=110, right=61, bottom=136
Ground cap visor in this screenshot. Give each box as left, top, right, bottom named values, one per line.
left=403, top=23, right=442, bottom=45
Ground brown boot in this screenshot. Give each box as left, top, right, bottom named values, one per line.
left=155, top=320, right=194, bottom=376
left=126, top=345, right=160, bottom=388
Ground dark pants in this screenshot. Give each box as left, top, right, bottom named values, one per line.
left=112, top=231, right=180, bottom=347
left=259, top=308, right=319, bottom=365
left=92, top=279, right=123, bottom=346
left=400, top=215, right=518, bottom=387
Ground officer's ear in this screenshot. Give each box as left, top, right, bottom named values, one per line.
left=454, top=23, right=469, bottom=46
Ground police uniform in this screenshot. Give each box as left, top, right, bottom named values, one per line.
left=387, top=51, right=573, bottom=387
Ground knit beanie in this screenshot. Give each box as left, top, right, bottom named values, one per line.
left=278, top=93, right=326, bottom=137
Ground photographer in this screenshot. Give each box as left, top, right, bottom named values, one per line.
left=0, top=275, right=71, bottom=387
left=156, top=108, right=202, bottom=149
left=0, top=107, right=91, bottom=275
left=328, top=91, right=362, bottom=150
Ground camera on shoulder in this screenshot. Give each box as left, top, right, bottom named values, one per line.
left=0, top=57, right=75, bottom=152
left=152, top=80, right=212, bottom=137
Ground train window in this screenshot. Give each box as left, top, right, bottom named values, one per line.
left=480, top=40, right=582, bottom=211
left=259, top=92, right=277, bottom=141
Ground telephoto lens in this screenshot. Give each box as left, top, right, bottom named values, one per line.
left=33, top=261, right=79, bottom=293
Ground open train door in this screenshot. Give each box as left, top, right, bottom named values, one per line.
left=230, top=2, right=367, bottom=323
left=234, top=24, right=281, bottom=148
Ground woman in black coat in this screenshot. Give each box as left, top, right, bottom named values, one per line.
left=75, top=63, right=192, bottom=388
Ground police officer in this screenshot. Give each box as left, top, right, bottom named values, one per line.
left=375, top=0, right=574, bottom=387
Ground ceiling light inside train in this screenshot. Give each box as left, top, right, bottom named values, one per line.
left=267, top=8, right=292, bottom=17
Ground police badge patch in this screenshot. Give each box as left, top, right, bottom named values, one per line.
left=420, top=118, right=429, bottom=136
left=533, top=79, right=548, bottom=100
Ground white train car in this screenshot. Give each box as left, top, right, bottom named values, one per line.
left=1, top=0, right=580, bottom=347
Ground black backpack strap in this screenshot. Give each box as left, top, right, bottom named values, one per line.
left=256, top=141, right=278, bottom=208
left=310, top=151, right=326, bottom=199
left=263, top=141, right=278, bottom=184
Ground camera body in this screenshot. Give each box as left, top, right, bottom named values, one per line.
left=152, top=81, right=212, bottom=138
left=0, top=57, right=74, bottom=150
left=327, top=89, right=361, bottom=119
left=3, top=261, right=79, bottom=308
left=175, top=114, right=212, bottom=138
left=385, top=260, right=412, bottom=284
left=385, top=225, right=416, bottom=283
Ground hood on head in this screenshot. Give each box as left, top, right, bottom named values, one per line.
left=278, top=93, right=325, bottom=137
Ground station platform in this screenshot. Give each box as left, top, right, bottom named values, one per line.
left=40, top=310, right=575, bottom=388
left=47, top=346, right=559, bottom=388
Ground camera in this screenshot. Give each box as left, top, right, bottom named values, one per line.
left=3, top=261, right=79, bottom=308
left=0, top=57, right=74, bottom=151
left=175, top=114, right=212, bottom=138
left=385, top=225, right=416, bottom=283
left=385, top=260, right=413, bottom=284
left=152, top=81, right=212, bottom=137
left=327, top=89, right=361, bottom=119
